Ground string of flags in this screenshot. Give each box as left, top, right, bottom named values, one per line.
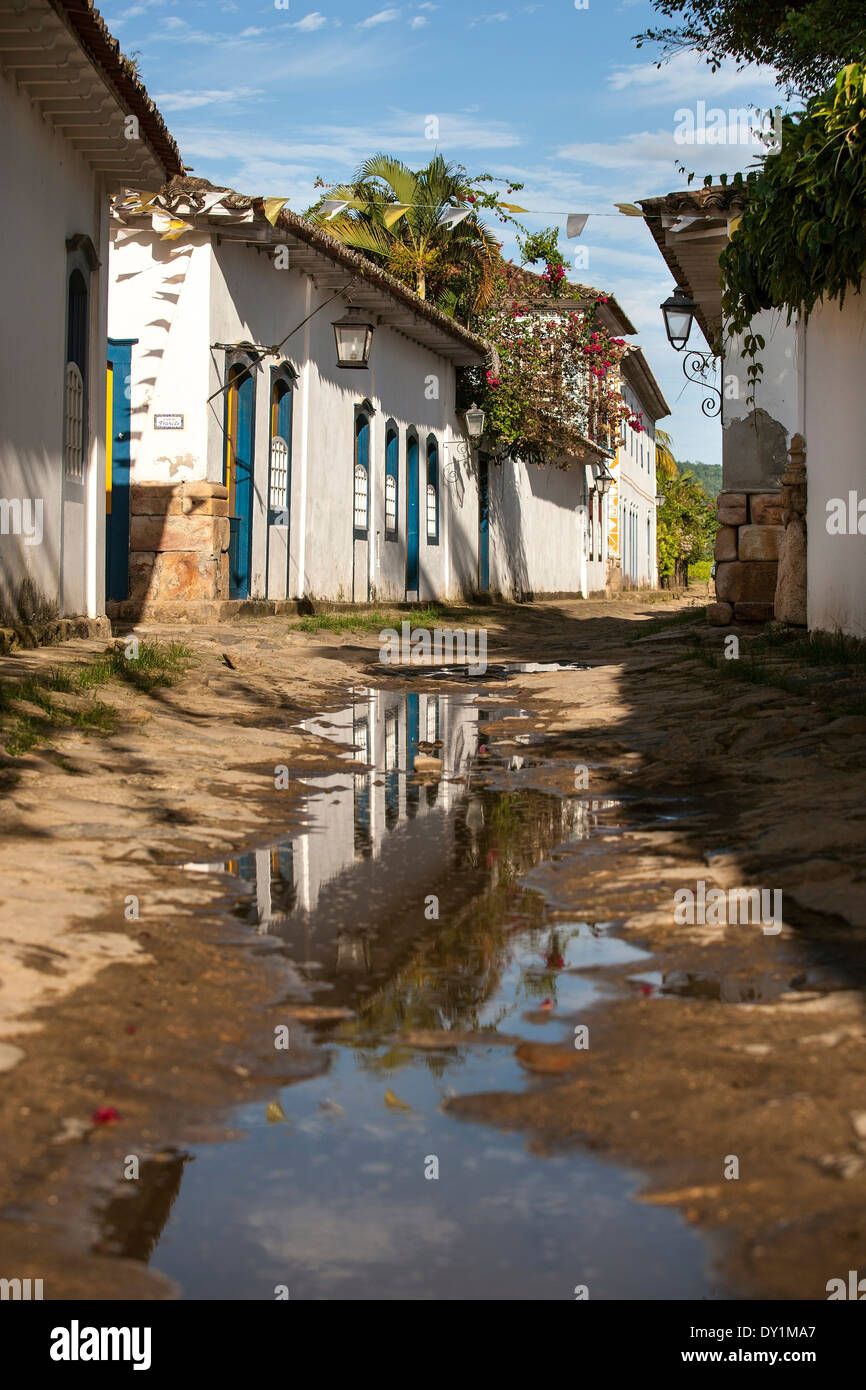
left=316, top=197, right=647, bottom=232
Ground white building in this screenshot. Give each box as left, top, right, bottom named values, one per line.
left=612, top=348, right=670, bottom=589
left=641, top=186, right=866, bottom=637
left=484, top=285, right=652, bottom=600
left=0, top=0, right=181, bottom=624
left=108, top=178, right=487, bottom=617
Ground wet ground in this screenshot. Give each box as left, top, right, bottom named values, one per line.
left=138, top=687, right=715, bottom=1299
left=2, top=597, right=866, bottom=1301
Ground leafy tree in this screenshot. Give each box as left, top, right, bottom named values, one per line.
left=722, top=64, right=866, bottom=343
left=655, top=428, right=679, bottom=479
left=634, top=0, right=866, bottom=96
left=307, top=154, right=524, bottom=315
left=458, top=234, right=637, bottom=465
left=656, top=468, right=718, bottom=586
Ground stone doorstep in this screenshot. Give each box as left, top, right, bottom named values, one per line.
left=107, top=598, right=306, bottom=624
left=0, top=616, right=113, bottom=654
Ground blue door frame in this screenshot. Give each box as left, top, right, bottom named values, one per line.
left=406, top=432, right=419, bottom=593
left=106, top=338, right=135, bottom=601
left=478, top=452, right=490, bottom=592
left=226, top=361, right=255, bottom=599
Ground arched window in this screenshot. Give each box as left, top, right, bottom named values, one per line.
left=384, top=421, right=398, bottom=539
left=425, top=434, right=439, bottom=545
left=64, top=362, right=85, bottom=480
left=269, top=370, right=294, bottom=523
left=64, top=268, right=89, bottom=480
left=354, top=411, right=370, bottom=536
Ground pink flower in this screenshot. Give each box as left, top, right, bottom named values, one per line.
left=92, top=1106, right=120, bottom=1125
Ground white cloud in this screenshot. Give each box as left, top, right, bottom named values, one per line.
left=410, top=14, right=428, bottom=26
left=293, top=12, right=328, bottom=29
left=152, top=86, right=263, bottom=112
left=607, top=51, right=781, bottom=106
left=469, top=11, right=509, bottom=23
left=239, top=27, right=263, bottom=37
left=358, top=7, right=401, bottom=26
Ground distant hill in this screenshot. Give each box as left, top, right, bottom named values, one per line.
left=678, top=461, right=722, bottom=498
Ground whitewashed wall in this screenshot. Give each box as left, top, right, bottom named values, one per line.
left=723, top=311, right=797, bottom=493
left=489, top=457, right=589, bottom=598
left=1, top=69, right=109, bottom=619
left=802, top=290, right=866, bottom=637
left=110, top=230, right=478, bottom=603
left=614, top=383, right=657, bottom=588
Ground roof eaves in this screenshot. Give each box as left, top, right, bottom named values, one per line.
left=51, top=0, right=183, bottom=181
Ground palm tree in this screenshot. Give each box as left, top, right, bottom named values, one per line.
left=308, top=154, right=501, bottom=316
left=655, top=428, right=679, bottom=479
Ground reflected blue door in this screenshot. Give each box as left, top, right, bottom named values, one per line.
left=479, top=453, right=490, bottom=591
left=406, top=433, right=419, bottom=593
left=106, top=338, right=135, bottom=601
left=406, top=691, right=420, bottom=815
left=229, top=370, right=254, bottom=599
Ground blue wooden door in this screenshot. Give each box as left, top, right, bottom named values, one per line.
left=105, top=338, right=135, bottom=601
left=406, top=433, right=419, bottom=594
left=228, top=367, right=254, bottom=598
left=478, top=452, right=490, bottom=592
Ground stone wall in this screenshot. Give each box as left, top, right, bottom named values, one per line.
left=709, top=490, right=783, bottom=624
left=124, top=481, right=229, bottom=616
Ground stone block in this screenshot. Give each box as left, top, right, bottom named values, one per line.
left=707, top=601, right=733, bottom=625
left=734, top=602, right=775, bottom=623
left=749, top=492, right=783, bottom=526
left=129, top=549, right=225, bottom=603
left=715, top=560, right=778, bottom=604
left=714, top=526, right=738, bottom=562
left=130, top=513, right=227, bottom=553
left=738, top=524, right=784, bottom=562
left=717, top=492, right=747, bottom=526
left=130, top=483, right=182, bottom=516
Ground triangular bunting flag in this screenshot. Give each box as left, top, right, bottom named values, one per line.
left=263, top=197, right=289, bottom=225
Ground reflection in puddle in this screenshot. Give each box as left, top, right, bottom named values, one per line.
left=139, top=689, right=718, bottom=1298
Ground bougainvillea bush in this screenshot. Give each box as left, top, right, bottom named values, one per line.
left=459, top=254, right=642, bottom=467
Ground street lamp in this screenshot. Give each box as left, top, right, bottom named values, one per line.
left=660, top=284, right=721, bottom=419
left=660, top=285, right=696, bottom=351
left=654, top=493, right=666, bottom=507
left=464, top=403, right=485, bottom=439
left=593, top=463, right=613, bottom=497
left=332, top=305, right=374, bottom=368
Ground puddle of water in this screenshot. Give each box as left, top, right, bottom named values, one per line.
left=392, top=662, right=590, bottom=681
left=129, top=689, right=720, bottom=1298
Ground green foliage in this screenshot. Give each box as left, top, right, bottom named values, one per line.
left=296, top=604, right=483, bottom=634
left=635, top=0, right=866, bottom=97
left=307, top=154, right=524, bottom=316
left=721, top=64, right=866, bottom=348
left=679, top=461, right=723, bottom=497
left=516, top=227, right=570, bottom=296
left=656, top=469, right=718, bottom=581
left=458, top=234, right=636, bottom=465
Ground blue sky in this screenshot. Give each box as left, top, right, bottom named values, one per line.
left=106, top=0, right=786, bottom=465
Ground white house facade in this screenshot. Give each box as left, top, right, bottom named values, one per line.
left=610, top=349, right=669, bottom=589
left=107, top=179, right=487, bottom=618
left=641, top=187, right=866, bottom=637
left=0, top=0, right=181, bottom=625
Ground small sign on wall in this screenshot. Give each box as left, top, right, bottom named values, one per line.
left=153, top=413, right=184, bottom=430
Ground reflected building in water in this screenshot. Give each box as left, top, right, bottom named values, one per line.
left=185, top=691, right=620, bottom=1000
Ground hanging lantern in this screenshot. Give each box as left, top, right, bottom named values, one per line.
left=332, top=306, right=374, bottom=368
